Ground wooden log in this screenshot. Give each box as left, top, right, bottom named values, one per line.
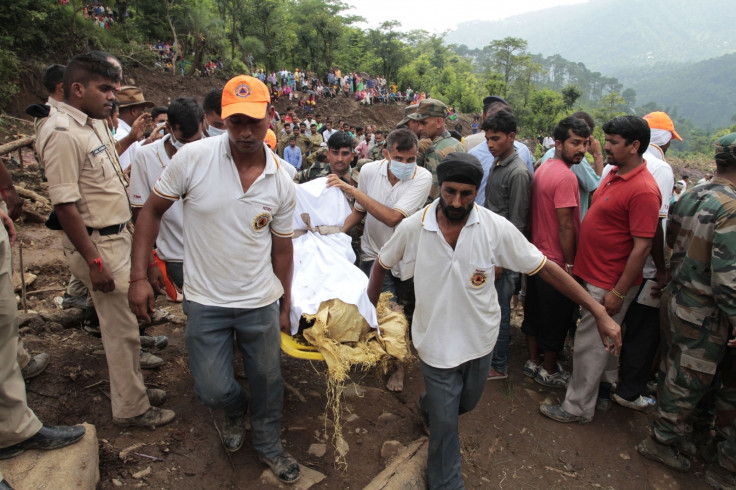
left=0, top=136, right=35, bottom=156
left=15, top=185, right=50, bottom=205
left=363, top=437, right=428, bottom=490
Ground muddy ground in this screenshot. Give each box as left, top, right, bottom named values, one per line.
left=1, top=152, right=709, bottom=489
left=1, top=69, right=713, bottom=487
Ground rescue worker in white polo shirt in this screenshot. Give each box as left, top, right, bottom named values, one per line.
left=128, top=75, right=300, bottom=485
left=328, top=128, right=431, bottom=392
left=367, top=152, right=622, bottom=490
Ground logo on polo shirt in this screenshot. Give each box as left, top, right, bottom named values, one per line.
left=253, top=212, right=272, bottom=231
left=470, top=269, right=487, bottom=288
left=235, top=84, right=251, bottom=98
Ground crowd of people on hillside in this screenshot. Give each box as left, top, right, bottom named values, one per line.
left=80, top=1, right=119, bottom=29
left=0, top=50, right=734, bottom=490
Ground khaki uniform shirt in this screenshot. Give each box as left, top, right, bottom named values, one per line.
left=36, top=101, right=131, bottom=229
left=295, top=134, right=310, bottom=155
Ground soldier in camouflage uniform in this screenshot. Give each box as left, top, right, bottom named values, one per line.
left=638, top=133, right=736, bottom=489
left=369, top=130, right=387, bottom=162
left=407, top=99, right=466, bottom=201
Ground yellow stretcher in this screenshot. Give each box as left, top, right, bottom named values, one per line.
left=280, top=332, right=325, bottom=361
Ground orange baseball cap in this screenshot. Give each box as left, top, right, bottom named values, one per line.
left=264, top=129, right=277, bottom=150
left=221, top=75, right=271, bottom=120
left=644, top=112, right=682, bottom=141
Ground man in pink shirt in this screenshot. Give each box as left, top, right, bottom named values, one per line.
left=522, top=117, right=590, bottom=387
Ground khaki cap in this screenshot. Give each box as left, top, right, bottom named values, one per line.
left=117, top=86, right=154, bottom=109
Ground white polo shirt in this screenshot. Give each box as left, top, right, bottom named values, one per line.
left=114, top=119, right=139, bottom=171
left=129, top=135, right=184, bottom=262
left=154, top=134, right=296, bottom=308
left=602, top=154, right=673, bottom=279
left=355, top=160, right=432, bottom=273
left=378, top=201, right=546, bottom=368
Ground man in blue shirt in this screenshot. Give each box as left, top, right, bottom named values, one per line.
left=283, top=137, right=302, bottom=169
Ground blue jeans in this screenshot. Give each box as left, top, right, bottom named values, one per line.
left=184, top=299, right=284, bottom=459
left=419, top=353, right=492, bottom=490
left=360, top=259, right=397, bottom=297
left=491, top=269, right=517, bottom=374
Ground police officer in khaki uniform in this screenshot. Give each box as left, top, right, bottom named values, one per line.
left=0, top=207, right=86, bottom=473
left=36, top=51, right=175, bottom=428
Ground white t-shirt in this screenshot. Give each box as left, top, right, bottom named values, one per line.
left=378, top=200, right=546, bottom=368
left=154, top=134, right=296, bottom=308
left=355, top=160, right=431, bottom=275
left=602, top=154, right=674, bottom=279
left=129, top=135, right=184, bottom=262
left=114, top=118, right=139, bottom=171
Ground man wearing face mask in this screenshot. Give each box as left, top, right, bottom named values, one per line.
left=129, top=97, right=204, bottom=291
left=202, top=89, right=226, bottom=138
left=328, top=129, right=431, bottom=390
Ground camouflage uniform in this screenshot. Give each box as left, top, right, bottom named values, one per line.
left=423, top=131, right=465, bottom=200
left=369, top=141, right=386, bottom=162
left=652, top=173, right=736, bottom=470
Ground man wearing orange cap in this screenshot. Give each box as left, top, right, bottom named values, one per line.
left=643, top=111, right=683, bottom=160
left=129, top=75, right=301, bottom=484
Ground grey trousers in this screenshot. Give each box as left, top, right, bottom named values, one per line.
left=561, top=282, right=636, bottom=419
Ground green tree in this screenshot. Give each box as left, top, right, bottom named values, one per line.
left=367, top=21, right=407, bottom=82
left=486, top=37, right=528, bottom=98
left=561, top=84, right=582, bottom=110
left=527, top=89, right=565, bottom=135
left=593, top=91, right=627, bottom=125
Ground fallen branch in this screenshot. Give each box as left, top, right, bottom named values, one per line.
left=84, top=380, right=106, bottom=389
left=544, top=465, right=577, bottom=478
left=0, top=136, right=35, bottom=156
left=26, top=287, right=64, bottom=296
left=284, top=380, right=307, bottom=403
left=118, top=54, right=157, bottom=72
left=15, top=186, right=50, bottom=205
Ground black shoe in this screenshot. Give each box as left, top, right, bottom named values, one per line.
left=146, top=388, right=167, bottom=407
left=0, top=478, right=14, bottom=490
left=222, top=415, right=245, bottom=452
left=259, top=451, right=301, bottom=484
left=0, top=425, right=86, bottom=460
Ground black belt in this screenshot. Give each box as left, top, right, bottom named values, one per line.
left=86, top=222, right=127, bottom=236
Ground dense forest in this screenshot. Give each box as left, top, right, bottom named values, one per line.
left=1, top=0, right=734, bottom=160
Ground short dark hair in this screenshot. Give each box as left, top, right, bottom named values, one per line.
left=480, top=110, right=516, bottom=135
left=483, top=100, right=512, bottom=117
left=355, top=126, right=363, bottom=132
left=42, top=64, right=65, bottom=93
left=63, top=51, right=121, bottom=99
left=151, top=106, right=168, bottom=120
left=602, top=116, right=650, bottom=156
left=554, top=116, right=591, bottom=143
left=202, top=89, right=222, bottom=116
left=571, top=111, right=595, bottom=131
left=386, top=128, right=418, bottom=153
left=167, top=97, right=204, bottom=139
left=327, top=131, right=354, bottom=151
left=374, top=130, right=384, bottom=136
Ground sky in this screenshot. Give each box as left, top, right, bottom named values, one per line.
left=345, top=0, right=589, bottom=34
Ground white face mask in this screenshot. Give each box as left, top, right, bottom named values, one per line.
left=389, top=160, right=416, bottom=180
left=207, top=126, right=226, bottom=137
left=170, top=134, right=185, bottom=150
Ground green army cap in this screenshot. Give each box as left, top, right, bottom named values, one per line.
left=715, top=132, right=736, bottom=166
left=397, top=104, right=419, bottom=127
left=408, top=99, right=448, bottom=121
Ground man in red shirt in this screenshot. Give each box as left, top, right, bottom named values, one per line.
left=540, top=116, right=662, bottom=423
left=522, top=117, right=590, bottom=387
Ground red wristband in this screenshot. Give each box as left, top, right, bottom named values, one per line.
left=89, top=257, right=103, bottom=272
left=147, top=261, right=157, bottom=269
left=129, top=277, right=147, bottom=283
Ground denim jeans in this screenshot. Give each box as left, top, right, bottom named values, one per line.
left=491, top=269, right=517, bottom=374
left=418, top=353, right=492, bottom=489
left=360, top=259, right=397, bottom=297
left=165, top=261, right=183, bottom=290
left=184, top=299, right=284, bottom=459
